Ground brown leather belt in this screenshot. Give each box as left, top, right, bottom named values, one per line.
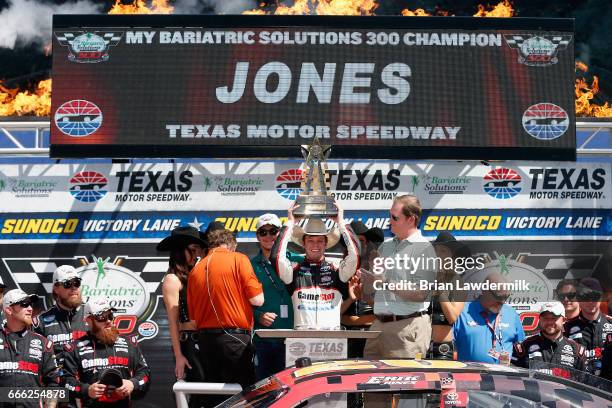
left=375, top=310, right=428, bottom=323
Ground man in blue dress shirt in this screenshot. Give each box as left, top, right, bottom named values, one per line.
left=453, top=273, right=525, bottom=364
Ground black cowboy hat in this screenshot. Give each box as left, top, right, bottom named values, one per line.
left=350, top=220, right=384, bottom=244
left=156, top=226, right=207, bottom=251
left=433, top=231, right=471, bottom=258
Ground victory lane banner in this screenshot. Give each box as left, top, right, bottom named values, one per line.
left=50, top=15, right=575, bottom=160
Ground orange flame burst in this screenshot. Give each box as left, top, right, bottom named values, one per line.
left=244, top=0, right=377, bottom=16
left=473, top=0, right=514, bottom=17
left=109, top=0, right=174, bottom=14
left=401, top=8, right=432, bottom=17
left=0, top=79, right=52, bottom=117
left=575, top=62, right=612, bottom=117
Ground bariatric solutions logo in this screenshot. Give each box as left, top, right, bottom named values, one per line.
left=54, top=31, right=123, bottom=63
left=54, top=100, right=103, bottom=137
left=69, top=171, right=108, bottom=202
left=522, top=103, right=569, bottom=140
left=483, top=168, right=522, bottom=199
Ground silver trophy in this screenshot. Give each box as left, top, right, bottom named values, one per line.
left=293, top=137, right=338, bottom=218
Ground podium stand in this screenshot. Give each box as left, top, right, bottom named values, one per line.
left=255, top=329, right=380, bottom=366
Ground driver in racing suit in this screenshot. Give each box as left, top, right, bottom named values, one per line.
left=270, top=202, right=360, bottom=329
left=62, top=298, right=150, bottom=408
left=512, top=302, right=586, bottom=379
left=0, top=289, right=61, bottom=408
left=563, top=278, right=612, bottom=376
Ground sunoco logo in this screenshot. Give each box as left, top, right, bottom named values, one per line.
left=70, top=171, right=108, bottom=202
left=114, top=170, right=193, bottom=203
left=483, top=168, right=521, bottom=199
left=54, top=100, right=103, bottom=137
left=522, top=103, right=569, bottom=140
left=276, top=169, right=303, bottom=200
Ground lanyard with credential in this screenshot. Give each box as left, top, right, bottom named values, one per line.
left=481, top=311, right=503, bottom=349
left=260, top=259, right=286, bottom=298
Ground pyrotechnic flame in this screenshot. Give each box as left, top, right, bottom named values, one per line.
left=109, top=0, right=174, bottom=14
left=575, top=62, right=612, bottom=117
left=0, top=79, right=51, bottom=117
left=473, top=0, right=514, bottom=17
left=401, top=8, right=431, bottom=16
left=244, top=0, right=377, bottom=16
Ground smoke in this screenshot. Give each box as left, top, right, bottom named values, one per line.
left=177, top=0, right=257, bottom=14
left=0, top=0, right=102, bottom=49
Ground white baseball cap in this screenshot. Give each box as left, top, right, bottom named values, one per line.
left=84, top=298, right=116, bottom=316
left=53, top=265, right=79, bottom=283
left=256, top=213, right=282, bottom=230
left=539, top=301, right=565, bottom=317
left=2, top=289, right=39, bottom=308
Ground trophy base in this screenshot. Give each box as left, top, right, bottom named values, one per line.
left=293, top=195, right=338, bottom=218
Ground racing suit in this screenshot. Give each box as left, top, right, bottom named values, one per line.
left=271, top=220, right=359, bottom=329
left=33, top=304, right=88, bottom=370
left=0, top=326, right=61, bottom=408
left=62, top=333, right=150, bottom=408
left=563, top=312, right=612, bottom=376
left=602, top=333, right=611, bottom=380
left=511, top=333, right=586, bottom=379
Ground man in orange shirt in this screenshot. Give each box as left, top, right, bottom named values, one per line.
left=188, top=228, right=263, bottom=405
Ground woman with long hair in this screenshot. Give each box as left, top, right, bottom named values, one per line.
left=158, top=226, right=206, bottom=405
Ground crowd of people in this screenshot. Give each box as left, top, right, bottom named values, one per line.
left=0, top=194, right=611, bottom=407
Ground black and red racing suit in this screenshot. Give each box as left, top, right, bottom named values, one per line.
left=0, top=326, right=61, bottom=408
left=271, top=220, right=359, bottom=330
left=511, top=333, right=586, bottom=379
left=62, top=332, right=150, bottom=407
left=563, top=312, right=612, bottom=376
left=33, top=304, right=88, bottom=373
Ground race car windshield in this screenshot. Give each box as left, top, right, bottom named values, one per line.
left=217, top=377, right=289, bottom=407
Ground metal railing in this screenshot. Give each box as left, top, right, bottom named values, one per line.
left=172, top=381, right=242, bottom=408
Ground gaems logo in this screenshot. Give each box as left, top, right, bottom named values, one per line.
left=115, top=171, right=193, bottom=202
left=528, top=168, right=606, bottom=200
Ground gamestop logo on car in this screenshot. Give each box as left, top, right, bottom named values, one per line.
left=528, top=167, right=607, bottom=200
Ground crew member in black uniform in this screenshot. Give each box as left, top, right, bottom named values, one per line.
left=63, top=298, right=150, bottom=407
left=0, top=289, right=61, bottom=408
left=601, top=333, right=612, bottom=380
left=563, top=277, right=612, bottom=376
left=34, top=265, right=88, bottom=368
left=512, top=301, right=585, bottom=378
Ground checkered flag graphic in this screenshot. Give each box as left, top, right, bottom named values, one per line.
left=101, top=32, right=123, bottom=46
left=54, top=32, right=76, bottom=46
left=2, top=256, right=168, bottom=308
left=517, top=253, right=601, bottom=288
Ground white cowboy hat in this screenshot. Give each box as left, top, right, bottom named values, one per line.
left=291, top=218, right=340, bottom=249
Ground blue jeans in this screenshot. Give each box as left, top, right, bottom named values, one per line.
left=255, top=340, right=286, bottom=380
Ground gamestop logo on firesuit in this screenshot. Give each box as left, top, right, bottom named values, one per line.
left=114, top=171, right=193, bottom=202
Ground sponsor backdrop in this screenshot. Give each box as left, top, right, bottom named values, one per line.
left=51, top=16, right=575, bottom=159
left=0, top=157, right=610, bottom=407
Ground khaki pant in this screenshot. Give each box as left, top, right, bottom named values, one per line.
left=364, top=314, right=432, bottom=359
left=363, top=315, right=432, bottom=408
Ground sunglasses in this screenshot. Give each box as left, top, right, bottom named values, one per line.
left=93, top=312, right=114, bottom=323
left=557, top=292, right=577, bottom=301
left=577, top=292, right=602, bottom=302
left=488, top=290, right=510, bottom=301
left=57, top=278, right=81, bottom=289
left=257, top=228, right=279, bottom=237
left=389, top=213, right=400, bottom=222
left=14, top=300, right=33, bottom=308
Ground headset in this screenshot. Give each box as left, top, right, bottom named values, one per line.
left=205, top=248, right=250, bottom=347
